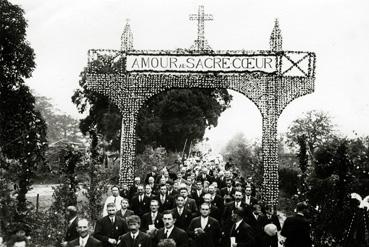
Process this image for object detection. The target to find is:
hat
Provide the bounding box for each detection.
[264,223,278,236]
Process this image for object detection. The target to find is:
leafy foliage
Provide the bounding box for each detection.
[221,133,263,185]
[0,0,47,217]
[34,96,83,145]
[286,110,335,152]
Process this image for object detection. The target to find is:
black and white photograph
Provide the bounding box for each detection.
[1,0,369,246]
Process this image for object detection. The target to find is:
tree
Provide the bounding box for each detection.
[72,56,232,153]
[286,110,335,153]
[0,1,47,217]
[35,96,83,144]
[221,132,263,185]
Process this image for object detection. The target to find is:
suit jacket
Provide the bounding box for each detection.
[156,194,174,212]
[184,198,198,217]
[155,226,189,247]
[230,220,256,247]
[187,216,221,247]
[173,207,193,231]
[220,187,235,198]
[67,236,102,247]
[65,217,79,241]
[118,231,152,247]
[222,201,247,237]
[208,205,221,223]
[94,216,129,247]
[259,215,279,247]
[281,214,312,247]
[141,212,164,231]
[130,195,151,217]
[190,190,204,208]
[116,209,134,221]
[210,194,224,213]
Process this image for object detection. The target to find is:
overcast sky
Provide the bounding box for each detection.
[11,0,369,153]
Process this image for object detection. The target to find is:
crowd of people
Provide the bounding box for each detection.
[61,158,311,247]
[2,157,311,247]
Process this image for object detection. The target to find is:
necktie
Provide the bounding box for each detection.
[139,196,142,202]
[111,217,115,224]
[132,234,136,247]
[165,229,169,238]
[114,197,117,204]
[178,208,182,216]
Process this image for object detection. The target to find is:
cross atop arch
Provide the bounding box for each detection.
[189,5,213,51]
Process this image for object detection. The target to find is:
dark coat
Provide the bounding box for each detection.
[183,198,198,217]
[156,194,174,212]
[230,220,256,247]
[259,215,281,247]
[141,212,164,231]
[67,236,102,247]
[187,216,221,247]
[210,194,224,213]
[130,195,151,217]
[222,201,247,237]
[65,217,79,242]
[208,204,221,223]
[94,216,129,247]
[155,226,189,247]
[190,190,204,208]
[173,207,193,231]
[220,187,235,198]
[116,209,134,221]
[281,214,312,247]
[118,231,152,247]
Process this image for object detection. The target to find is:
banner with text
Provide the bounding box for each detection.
[126,55,277,73]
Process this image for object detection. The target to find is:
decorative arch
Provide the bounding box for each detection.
[84,9,316,206]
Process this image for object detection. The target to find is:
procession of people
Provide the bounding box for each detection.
[61,157,311,247]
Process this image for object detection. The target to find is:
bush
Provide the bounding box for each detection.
[279,167,299,197]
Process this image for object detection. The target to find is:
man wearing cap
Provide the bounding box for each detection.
[65,205,79,242]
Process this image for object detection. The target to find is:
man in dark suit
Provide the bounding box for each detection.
[208,185,224,214]
[188,203,221,247]
[141,199,164,234]
[243,187,257,209]
[222,190,246,246]
[259,205,281,247]
[145,166,158,184]
[130,184,151,217]
[230,207,256,247]
[65,206,79,242]
[94,203,129,247]
[129,177,142,199]
[191,181,204,209]
[155,210,189,247]
[220,179,235,203]
[281,202,312,247]
[67,218,102,247]
[173,195,193,231]
[244,204,264,246]
[118,215,152,247]
[197,168,213,183]
[202,193,221,222]
[156,184,174,212]
[116,198,134,221]
[179,187,198,217]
